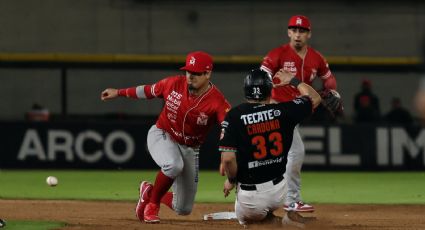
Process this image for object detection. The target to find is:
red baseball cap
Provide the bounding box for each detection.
[288,15,311,31]
[180,51,213,73]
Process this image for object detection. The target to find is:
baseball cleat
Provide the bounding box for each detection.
[284,201,315,212]
[135,181,153,222]
[144,202,160,223]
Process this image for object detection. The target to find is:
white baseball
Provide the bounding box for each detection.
[46,176,58,186]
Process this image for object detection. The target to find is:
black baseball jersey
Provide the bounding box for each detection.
[219,96,313,184]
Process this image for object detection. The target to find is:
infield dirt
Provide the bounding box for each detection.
[0,200,424,230]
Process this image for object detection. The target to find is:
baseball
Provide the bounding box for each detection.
[46,176,58,186]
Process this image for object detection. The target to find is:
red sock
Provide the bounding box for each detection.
[161,192,174,210]
[150,171,174,205]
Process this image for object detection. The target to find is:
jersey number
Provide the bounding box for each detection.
[251,132,283,159]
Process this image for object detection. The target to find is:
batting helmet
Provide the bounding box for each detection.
[244,69,273,101]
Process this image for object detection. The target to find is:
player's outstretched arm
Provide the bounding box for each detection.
[101,88,118,101]
[297,83,321,109]
[101,86,145,101]
[272,69,321,108]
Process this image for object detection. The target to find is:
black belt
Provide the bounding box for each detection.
[239,175,284,191]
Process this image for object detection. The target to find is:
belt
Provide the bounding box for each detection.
[239,175,284,191]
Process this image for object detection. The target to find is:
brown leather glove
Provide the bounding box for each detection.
[320,89,343,115]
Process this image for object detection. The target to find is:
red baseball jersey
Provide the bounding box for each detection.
[261,44,335,102]
[143,76,231,147]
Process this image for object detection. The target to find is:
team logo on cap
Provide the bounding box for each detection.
[189,56,196,66]
[296,18,302,25]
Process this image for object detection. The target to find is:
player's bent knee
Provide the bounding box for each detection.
[162,162,184,178]
[290,164,302,174]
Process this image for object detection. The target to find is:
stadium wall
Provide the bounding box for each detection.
[1,121,424,170]
[0,68,423,121]
[0,0,423,57]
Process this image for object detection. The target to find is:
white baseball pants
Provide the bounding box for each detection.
[284,125,305,204]
[235,176,287,225]
[147,125,199,215]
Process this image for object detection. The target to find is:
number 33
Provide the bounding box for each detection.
[251,131,283,159]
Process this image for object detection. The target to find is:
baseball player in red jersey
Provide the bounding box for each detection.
[219,69,321,226]
[260,15,338,212]
[101,51,231,224]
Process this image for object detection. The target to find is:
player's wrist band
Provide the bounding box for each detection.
[117,87,138,98]
[117,89,126,96]
[289,77,301,87]
[228,177,237,184]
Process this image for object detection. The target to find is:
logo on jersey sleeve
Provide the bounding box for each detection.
[293,98,303,104]
[293,97,310,105]
[221,120,229,128]
[310,68,317,81]
[219,128,225,140]
[220,121,229,140]
[197,112,209,125]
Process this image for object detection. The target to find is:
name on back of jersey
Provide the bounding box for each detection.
[240,109,282,135]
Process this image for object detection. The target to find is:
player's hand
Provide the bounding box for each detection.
[272,69,295,87]
[101,88,118,101]
[223,179,235,197]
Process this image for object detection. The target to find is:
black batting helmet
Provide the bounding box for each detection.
[244,69,273,101]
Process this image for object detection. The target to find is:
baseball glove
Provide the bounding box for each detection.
[320,89,343,115]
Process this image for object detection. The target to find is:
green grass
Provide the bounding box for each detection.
[301,172,425,204]
[0,170,424,204]
[1,170,424,230]
[0,220,64,230]
[0,170,156,201]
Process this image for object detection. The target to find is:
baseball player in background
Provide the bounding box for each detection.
[219,68,321,225]
[260,15,338,212]
[101,51,231,224]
